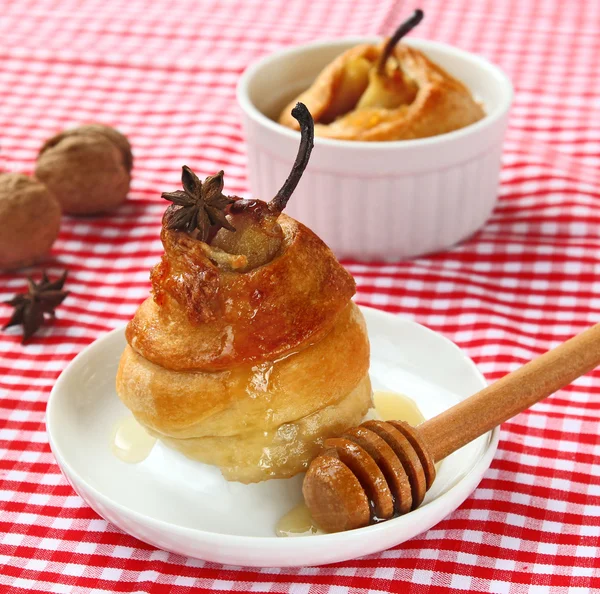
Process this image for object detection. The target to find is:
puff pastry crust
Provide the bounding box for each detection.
[116,214,371,482]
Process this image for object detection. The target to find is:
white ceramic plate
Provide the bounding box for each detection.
[46,306,498,567]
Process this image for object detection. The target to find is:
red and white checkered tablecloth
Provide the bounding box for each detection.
[1,0,599,591]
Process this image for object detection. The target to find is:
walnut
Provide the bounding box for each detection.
[35,124,133,215]
[0,173,61,270]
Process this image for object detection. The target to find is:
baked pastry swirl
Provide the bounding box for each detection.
[116,104,372,483]
[279,10,484,141]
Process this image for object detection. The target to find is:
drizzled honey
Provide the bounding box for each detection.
[372,391,425,425]
[275,503,323,537]
[111,415,156,464]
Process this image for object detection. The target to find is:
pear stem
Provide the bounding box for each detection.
[269,102,314,214]
[377,9,424,76]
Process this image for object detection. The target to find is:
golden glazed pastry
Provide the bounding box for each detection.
[116,104,372,483]
[279,10,484,141]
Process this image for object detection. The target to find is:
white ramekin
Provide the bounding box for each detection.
[237,38,513,261]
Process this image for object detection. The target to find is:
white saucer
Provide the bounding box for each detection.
[46,306,498,567]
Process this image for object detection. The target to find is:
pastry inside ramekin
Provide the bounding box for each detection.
[279,10,484,141]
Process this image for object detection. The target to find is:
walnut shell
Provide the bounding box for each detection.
[35,124,133,215]
[0,173,61,270]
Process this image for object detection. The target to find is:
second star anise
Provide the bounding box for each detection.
[2,270,69,343]
[161,166,236,242]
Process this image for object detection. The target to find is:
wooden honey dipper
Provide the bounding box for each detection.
[303,323,600,532]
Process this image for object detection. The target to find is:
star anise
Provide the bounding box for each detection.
[2,271,69,343]
[161,166,236,242]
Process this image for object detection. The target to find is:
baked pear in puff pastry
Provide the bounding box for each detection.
[279,10,484,141]
[116,104,372,483]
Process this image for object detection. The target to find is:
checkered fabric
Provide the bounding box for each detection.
[1,0,599,591]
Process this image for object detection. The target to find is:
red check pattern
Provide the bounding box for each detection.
[1,0,599,591]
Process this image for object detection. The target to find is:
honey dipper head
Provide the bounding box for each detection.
[303,420,436,533]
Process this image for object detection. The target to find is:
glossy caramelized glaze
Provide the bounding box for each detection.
[126,215,355,372]
[121,303,368,435]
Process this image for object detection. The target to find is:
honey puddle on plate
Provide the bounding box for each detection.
[276,390,424,537]
[275,502,325,537]
[372,390,425,425]
[111,415,157,463]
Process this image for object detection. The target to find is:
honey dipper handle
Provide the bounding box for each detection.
[419,323,600,462]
